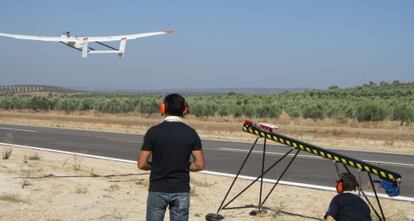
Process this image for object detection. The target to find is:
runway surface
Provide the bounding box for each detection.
[1,123,413,198]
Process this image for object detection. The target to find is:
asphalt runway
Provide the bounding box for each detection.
[1,123,413,198]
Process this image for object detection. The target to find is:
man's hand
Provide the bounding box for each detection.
[190,150,206,172]
[325,215,334,221]
[137,150,152,171]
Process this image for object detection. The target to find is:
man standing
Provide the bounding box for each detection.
[138,93,206,221]
[325,173,372,221]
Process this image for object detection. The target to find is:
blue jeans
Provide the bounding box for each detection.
[146,191,190,221]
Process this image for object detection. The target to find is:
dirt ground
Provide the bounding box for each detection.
[0,145,413,221]
[0,111,414,154]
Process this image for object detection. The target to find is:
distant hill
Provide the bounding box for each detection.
[0,85,79,96]
[82,87,308,95]
[0,85,308,96]
[151,88,308,95]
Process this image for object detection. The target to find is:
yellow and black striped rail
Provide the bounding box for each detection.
[242,122,401,183]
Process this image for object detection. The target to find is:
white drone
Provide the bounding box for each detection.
[0,30,174,58]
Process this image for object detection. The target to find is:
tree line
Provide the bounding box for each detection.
[0,81,413,125]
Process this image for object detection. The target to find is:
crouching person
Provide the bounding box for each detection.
[138,93,206,221]
[325,173,372,221]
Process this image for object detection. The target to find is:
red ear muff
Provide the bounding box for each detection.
[160,101,188,116]
[160,102,166,115]
[336,181,344,193]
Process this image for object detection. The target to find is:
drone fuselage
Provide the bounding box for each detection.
[59,36,84,52]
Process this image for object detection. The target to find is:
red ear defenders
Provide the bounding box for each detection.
[160,102,189,116]
[160,102,166,115]
[336,179,344,193]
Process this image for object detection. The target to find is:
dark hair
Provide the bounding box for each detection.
[339,173,357,191]
[164,93,186,116]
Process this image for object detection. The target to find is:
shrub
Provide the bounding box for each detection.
[302,103,325,120]
[28,153,40,161]
[2,147,12,160]
[356,102,387,122]
[392,103,414,125]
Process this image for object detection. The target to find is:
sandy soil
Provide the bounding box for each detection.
[0,145,413,221]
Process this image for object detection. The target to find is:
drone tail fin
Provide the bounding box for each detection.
[118,38,127,57]
[82,38,89,58]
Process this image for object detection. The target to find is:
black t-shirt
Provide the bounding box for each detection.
[325,192,372,221]
[141,121,202,193]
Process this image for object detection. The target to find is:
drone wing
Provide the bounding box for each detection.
[0,33,75,42]
[84,30,174,42]
[0,30,174,58]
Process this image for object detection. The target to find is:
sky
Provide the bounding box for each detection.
[0,1,413,90]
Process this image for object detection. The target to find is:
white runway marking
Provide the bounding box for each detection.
[105,138,138,143]
[0,142,413,203]
[363,160,414,168]
[216,147,321,160]
[0,127,37,133]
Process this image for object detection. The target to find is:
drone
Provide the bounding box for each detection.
[0,30,174,58]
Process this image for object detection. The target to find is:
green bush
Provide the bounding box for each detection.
[302,103,325,120]
[392,103,414,125]
[356,102,387,122]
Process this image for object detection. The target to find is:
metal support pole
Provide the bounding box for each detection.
[358,171,363,197]
[359,187,383,221]
[221,148,295,210]
[260,149,300,207]
[334,162,340,176]
[258,138,267,213]
[215,137,259,214]
[368,173,386,221]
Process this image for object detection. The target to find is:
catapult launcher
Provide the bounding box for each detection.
[206,120,401,221]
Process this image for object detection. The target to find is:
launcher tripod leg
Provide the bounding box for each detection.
[254,138,267,215]
[249,138,275,216]
[220,148,295,211]
[206,137,259,221]
[368,173,386,221]
[207,138,299,220]
[258,148,300,208]
[358,171,363,197]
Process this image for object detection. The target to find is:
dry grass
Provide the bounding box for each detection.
[191,178,215,187]
[190,186,199,197]
[72,155,82,171]
[27,153,41,161]
[0,194,28,204]
[2,147,13,160]
[75,186,88,194]
[108,184,120,192]
[21,180,31,189]
[1,133,14,160]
